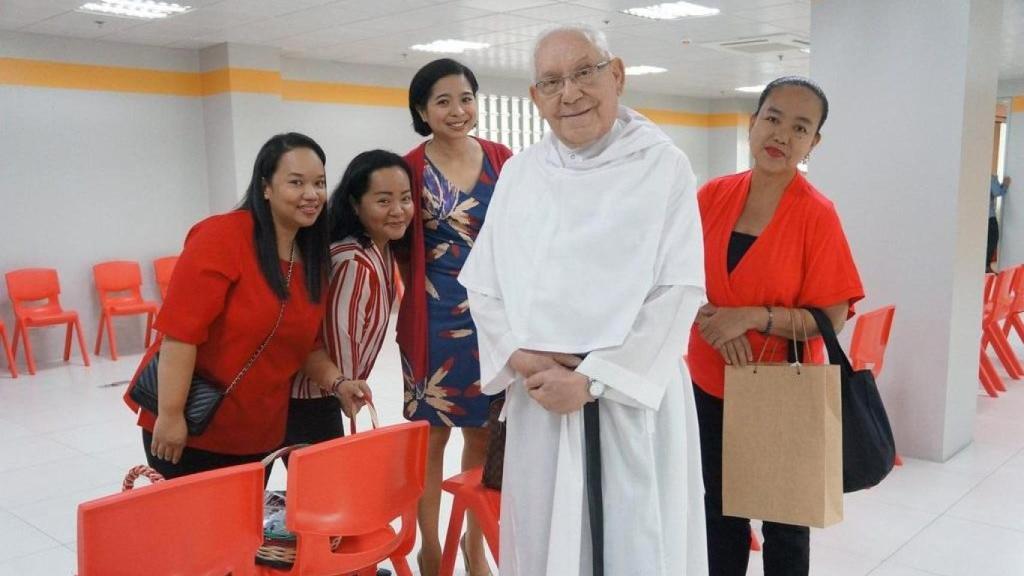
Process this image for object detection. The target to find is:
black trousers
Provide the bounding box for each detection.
[693,384,810,576]
[142,429,270,482]
[987,216,1000,271]
[279,396,344,467]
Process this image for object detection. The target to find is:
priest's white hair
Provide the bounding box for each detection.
[532,25,613,79]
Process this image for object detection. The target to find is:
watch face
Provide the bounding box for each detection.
[589,379,605,398]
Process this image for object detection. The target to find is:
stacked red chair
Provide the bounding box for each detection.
[5,268,90,375]
[1003,265,1024,347]
[93,260,159,360]
[981,269,1023,397]
[0,319,16,378]
[77,462,265,576]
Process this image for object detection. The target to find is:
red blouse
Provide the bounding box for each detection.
[127,211,325,454]
[688,171,865,399]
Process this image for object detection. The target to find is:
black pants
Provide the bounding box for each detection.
[279,396,344,467]
[987,216,1000,271]
[142,429,271,482]
[693,384,810,576]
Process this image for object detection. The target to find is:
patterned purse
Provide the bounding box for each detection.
[129,244,294,436]
[480,396,506,490]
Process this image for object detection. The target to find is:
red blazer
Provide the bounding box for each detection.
[397,137,513,382]
[687,171,865,399]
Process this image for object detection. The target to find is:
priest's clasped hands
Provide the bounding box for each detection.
[510,349,592,414]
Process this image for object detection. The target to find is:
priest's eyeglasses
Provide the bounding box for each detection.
[534,60,612,97]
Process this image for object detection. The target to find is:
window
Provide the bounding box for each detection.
[472,93,548,153]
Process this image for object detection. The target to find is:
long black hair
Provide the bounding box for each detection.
[408,58,479,136]
[755,76,829,134]
[238,132,328,303]
[329,149,413,248]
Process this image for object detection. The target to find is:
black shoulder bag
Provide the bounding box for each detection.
[807,307,896,492]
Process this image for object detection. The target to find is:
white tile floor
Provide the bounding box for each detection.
[1,325,1023,576]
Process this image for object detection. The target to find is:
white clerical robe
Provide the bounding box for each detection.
[459,106,708,576]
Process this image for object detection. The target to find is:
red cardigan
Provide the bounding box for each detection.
[687,171,865,399]
[397,137,513,382]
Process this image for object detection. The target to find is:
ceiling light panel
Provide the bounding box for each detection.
[622,2,720,21]
[77,1,193,20]
[410,39,491,54]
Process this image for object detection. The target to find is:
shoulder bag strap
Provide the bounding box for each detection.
[806,307,855,377]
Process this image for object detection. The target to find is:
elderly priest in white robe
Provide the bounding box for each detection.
[458,25,708,576]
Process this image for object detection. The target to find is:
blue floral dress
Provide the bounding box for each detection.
[402,155,498,427]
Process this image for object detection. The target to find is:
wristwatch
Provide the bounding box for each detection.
[587,376,606,400]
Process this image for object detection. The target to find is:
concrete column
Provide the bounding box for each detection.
[199,43,283,213]
[810,0,1004,461]
[1001,96,1024,268]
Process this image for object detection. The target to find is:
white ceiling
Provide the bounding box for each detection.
[0,0,1020,99]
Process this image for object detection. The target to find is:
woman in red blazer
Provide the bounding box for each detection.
[397,58,511,576]
[689,77,864,576]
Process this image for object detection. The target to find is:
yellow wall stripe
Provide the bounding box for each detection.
[1013,96,1024,113]
[282,79,406,107]
[201,68,281,96]
[0,57,201,96]
[637,108,748,128]
[0,57,750,126]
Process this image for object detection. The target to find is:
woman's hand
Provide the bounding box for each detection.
[151,412,188,464]
[524,366,591,414]
[716,335,754,367]
[509,349,580,378]
[335,379,372,418]
[696,305,761,348]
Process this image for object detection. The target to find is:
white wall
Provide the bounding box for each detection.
[0,31,746,373]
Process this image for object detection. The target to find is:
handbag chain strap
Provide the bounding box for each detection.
[224,241,296,395]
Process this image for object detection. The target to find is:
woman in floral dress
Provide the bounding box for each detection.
[397,58,512,576]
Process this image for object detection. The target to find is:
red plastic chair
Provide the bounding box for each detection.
[983,269,1023,380]
[980,273,1004,397]
[0,319,16,378]
[92,261,159,360]
[1003,265,1024,345]
[849,305,901,464]
[77,462,265,576]
[439,467,501,576]
[5,268,90,375]
[259,421,429,576]
[153,255,178,301]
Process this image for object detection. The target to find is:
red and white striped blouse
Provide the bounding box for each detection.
[291,236,396,399]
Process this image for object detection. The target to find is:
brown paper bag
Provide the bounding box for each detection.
[722,360,843,528]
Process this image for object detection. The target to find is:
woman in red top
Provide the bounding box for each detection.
[397,58,511,576]
[687,77,864,576]
[130,132,369,479]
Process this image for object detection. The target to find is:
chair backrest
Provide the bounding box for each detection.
[77,463,264,576]
[989,269,1017,322]
[5,268,62,313]
[1009,265,1024,314]
[849,305,896,378]
[153,256,178,300]
[287,421,429,536]
[93,261,144,302]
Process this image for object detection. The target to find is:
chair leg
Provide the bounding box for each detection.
[439,497,469,576]
[980,352,1003,396]
[106,315,118,361]
[987,324,1023,379]
[11,323,19,357]
[74,319,91,367]
[0,327,16,378]
[894,453,903,466]
[64,323,73,362]
[750,526,762,552]
[1011,315,1024,342]
[94,312,105,356]
[21,326,37,375]
[390,553,414,576]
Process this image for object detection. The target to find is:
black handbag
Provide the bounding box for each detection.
[129,243,295,436]
[807,307,897,492]
[481,396,505,490]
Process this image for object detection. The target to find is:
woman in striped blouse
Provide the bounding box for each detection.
[288,150,415,444]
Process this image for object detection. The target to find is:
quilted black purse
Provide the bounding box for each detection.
[129,244,295,436]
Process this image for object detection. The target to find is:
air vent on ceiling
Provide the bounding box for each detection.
[703,34,810,55]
